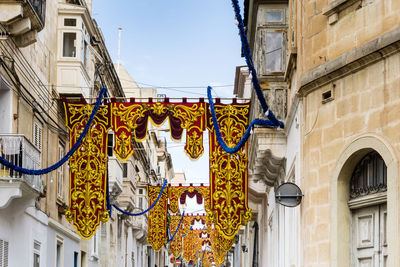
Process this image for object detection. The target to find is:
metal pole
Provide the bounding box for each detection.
[117,27,122,75]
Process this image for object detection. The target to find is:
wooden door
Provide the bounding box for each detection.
[351,204,387,267]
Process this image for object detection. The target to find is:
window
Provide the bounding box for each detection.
[266,11,283,23]
[57,143,65,199]
[257,5,288,75]
[107,133,113,157]
[139,197,143,210]
[81,24,90,72]
[350,151,387,199]
[55,238,63,267]
[33,120,42,151]
[139,189,143,195]
[266,32,284,72]
[64,18,76,27]
[91,225,100,259]
[63,32,77,57]
[0,239,9,267]
[122,163,128,178]
[33,241,40,267]
[73,252,78,267]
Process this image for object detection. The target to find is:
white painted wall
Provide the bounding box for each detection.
[0,88,12,134]
[0,198,47,267]
[46,225,80,267]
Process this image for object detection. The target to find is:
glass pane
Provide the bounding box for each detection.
[266,11,283,23]
[266,32,283,72]
[64,18,76,27]
[34,253,40,267]
[56,244,61,267]
[63,32,76,57]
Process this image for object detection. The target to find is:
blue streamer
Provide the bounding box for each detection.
[208,86,276,154]
[0,87,107,175]
[231,0,284,129]
[168,211,185,243]
[112,179,167,216]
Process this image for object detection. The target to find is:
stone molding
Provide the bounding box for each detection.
[299,27,400,97]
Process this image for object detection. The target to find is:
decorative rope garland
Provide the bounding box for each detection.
[112,179,168,216]
[207,86,276,154]
[231,0,284,129]
[0,87,107,175]
[167,210,185,243]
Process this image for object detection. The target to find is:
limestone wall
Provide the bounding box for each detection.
[301,49,400,266]
[299,0,400,76]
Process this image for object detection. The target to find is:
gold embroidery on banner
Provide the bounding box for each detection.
[147,185,168,251]
[208,103,252,241]
[168,215,184,258]
[64,103,110,240]
[111,102,206,160]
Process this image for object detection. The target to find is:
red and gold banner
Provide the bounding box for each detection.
[63,101,110,239]
[63,98,252,246]
[207,102,252,240]
[111,101,206,161]
[168,184,210,214]
[147,184,168,251]
[168,215,184,258]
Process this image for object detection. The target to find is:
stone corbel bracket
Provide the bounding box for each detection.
[252,149,286,187]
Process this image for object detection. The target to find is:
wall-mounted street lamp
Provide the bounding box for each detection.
[275,182,303,207]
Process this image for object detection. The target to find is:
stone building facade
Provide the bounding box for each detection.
[235,0,400,266]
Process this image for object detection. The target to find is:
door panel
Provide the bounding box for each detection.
[351,204,387,267]
[352,206,379,267]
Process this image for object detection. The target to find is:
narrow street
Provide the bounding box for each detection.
[0,1,399,267]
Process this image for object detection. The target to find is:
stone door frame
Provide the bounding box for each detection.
[330,133,400,267]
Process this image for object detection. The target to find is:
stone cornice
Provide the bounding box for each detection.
[298,27,400,97]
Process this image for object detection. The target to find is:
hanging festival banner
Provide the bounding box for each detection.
[168,184,211,217]
[210,228,227,266]
[111,100,206,161]
[207,101,252,241]
[63,101,110,239]
[168,215,184,258]
[147,184,168,251]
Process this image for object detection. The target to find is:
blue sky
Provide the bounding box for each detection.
[93,0,246,181]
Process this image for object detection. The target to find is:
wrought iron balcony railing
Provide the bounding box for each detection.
[0,134,43,193]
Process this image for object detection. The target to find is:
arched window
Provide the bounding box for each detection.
[349,151,387,199]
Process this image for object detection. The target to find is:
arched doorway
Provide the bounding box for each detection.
[330,134,400,267]
[348,151,387,266]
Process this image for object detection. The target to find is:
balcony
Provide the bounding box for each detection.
[0,0,46,47]
[108,158,123,201]
[133,213,148,241]
[0,134,43,208]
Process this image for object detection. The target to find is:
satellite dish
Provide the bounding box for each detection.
[275,182,303,207]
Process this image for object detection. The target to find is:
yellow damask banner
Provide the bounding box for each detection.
[147,184,168,251]
[63,102,110,239]
[207,102,252,240]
